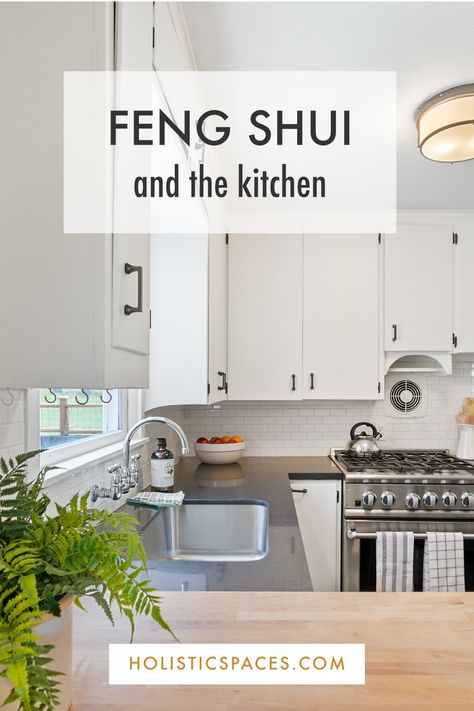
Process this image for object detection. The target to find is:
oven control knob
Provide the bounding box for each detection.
[381,491,396,508]
[422,491,438,508]
[461,492,474,509]
[405,493,421,510]
[441,492,457,508]
[362,491,377,508]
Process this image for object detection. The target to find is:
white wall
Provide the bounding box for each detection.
[0,390,25,460]
[182,356,474,456]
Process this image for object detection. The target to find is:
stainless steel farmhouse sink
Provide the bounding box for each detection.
[141,500,269,562]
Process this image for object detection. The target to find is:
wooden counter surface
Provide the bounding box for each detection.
[71,592,474,710]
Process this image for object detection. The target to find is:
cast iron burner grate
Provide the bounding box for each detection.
[335,450,474,475]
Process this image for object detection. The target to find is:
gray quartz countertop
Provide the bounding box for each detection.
[121,456,340,592]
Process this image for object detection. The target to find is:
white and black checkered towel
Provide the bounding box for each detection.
[423,532,465,592]
[376,531,414,592]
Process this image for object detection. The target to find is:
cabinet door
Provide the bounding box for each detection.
[454,230,474,353]
[145,231,209,409]
[208,234,228,404]
[385,225,453,351]
[112,235,150,355]
[303,234,381,399]
[116,2,153,70]
[291,480,341,592]
[228,234,303,400]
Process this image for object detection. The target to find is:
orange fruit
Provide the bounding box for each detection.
[221,436,231,444]
[229,435,243,443]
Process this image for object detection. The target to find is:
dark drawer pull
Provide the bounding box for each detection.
[217,371,227,392]
[291,374,296,391]
[291,488,308,494]
[392,324,398,342]
[124,262,143,316]
[310,373,315,390]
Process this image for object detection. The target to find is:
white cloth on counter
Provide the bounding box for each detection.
[126,490,185,508]
[422,532,465,592]
[376,531,414,592]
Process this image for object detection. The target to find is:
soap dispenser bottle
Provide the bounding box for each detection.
[151,437,174,492]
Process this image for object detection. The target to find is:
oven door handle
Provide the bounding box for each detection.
[346,526,474,540]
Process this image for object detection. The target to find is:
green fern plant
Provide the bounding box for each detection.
[0,451,173,710]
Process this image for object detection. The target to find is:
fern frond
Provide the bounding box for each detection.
[0,450,174,710]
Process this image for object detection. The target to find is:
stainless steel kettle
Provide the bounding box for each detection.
[348,422,382,458]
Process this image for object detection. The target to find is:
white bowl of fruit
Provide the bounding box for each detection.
[193,436,245,464]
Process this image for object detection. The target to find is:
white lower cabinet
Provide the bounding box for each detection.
[291,479,341,592]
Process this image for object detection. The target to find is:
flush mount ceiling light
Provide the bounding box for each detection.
[416,84,474,163]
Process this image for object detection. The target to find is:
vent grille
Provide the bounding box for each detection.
[389,379,422,413]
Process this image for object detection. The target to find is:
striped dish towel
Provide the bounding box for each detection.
[423,532,465,592]
[376,532,414,592]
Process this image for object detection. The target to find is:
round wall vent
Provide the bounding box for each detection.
[384,376,428,419]
[390,380,422,413]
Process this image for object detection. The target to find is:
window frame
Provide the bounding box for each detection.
[26,389,143,468]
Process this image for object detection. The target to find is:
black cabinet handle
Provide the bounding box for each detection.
[392,324,398,342]
[291,374,296,391]
[124,263,143,316]
[291,488,308,494]
[310,373,315,390]
[217,371,227,393]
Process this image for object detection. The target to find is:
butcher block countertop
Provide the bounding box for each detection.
[72,592,474,711]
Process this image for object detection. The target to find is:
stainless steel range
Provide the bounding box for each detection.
[332,449,474,591]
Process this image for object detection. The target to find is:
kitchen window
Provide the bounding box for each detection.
[26,388,142,468]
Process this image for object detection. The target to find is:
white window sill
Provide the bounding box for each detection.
[43,437,149,486]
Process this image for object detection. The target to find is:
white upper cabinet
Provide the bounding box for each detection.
[146,231,208,409]
[208,235,229,404]
[0,3,152,389]
[454,229,474,353]
[303,234,382,399]
[384,225,454,352]
[228,234,381,401]
[112,235,150,357]
[145,227,228,410]
[228,234,303,401]
[154,2,196,71]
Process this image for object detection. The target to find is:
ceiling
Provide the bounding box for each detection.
[180,1,474,210]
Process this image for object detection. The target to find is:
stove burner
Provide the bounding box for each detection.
[335,450,474,475]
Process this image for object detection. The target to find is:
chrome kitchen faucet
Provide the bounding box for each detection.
[91,416,189,503]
